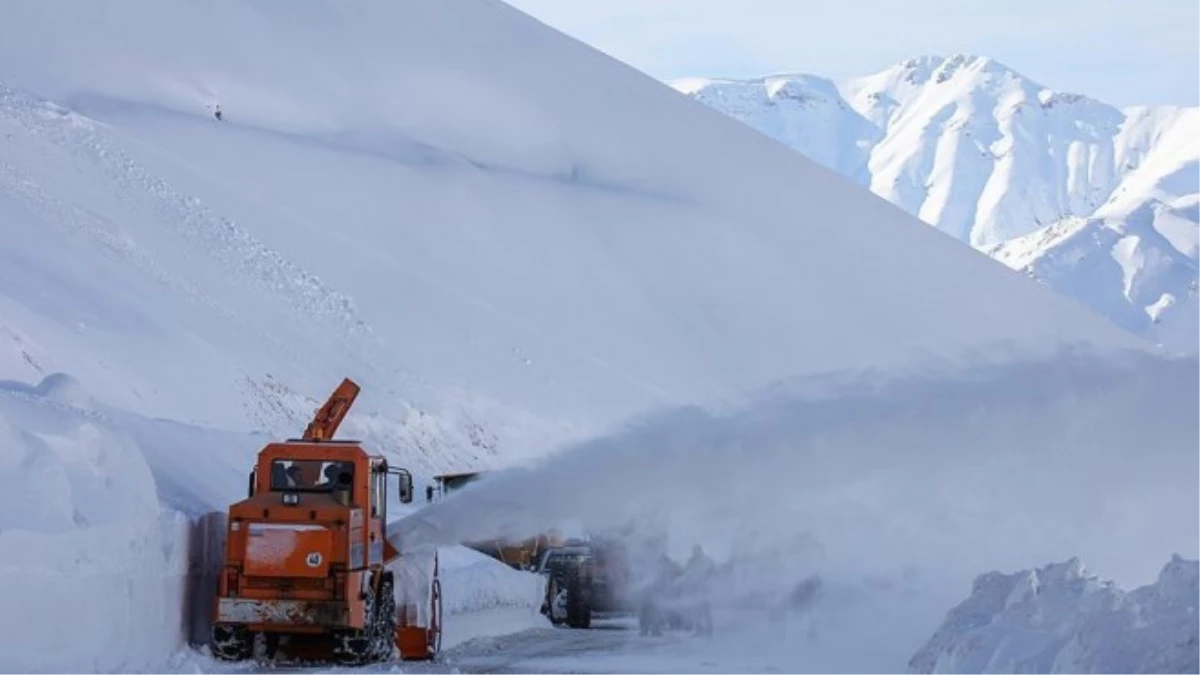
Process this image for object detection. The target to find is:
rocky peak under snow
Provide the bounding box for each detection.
[673,55,1199,353]
[677,53,1132,224]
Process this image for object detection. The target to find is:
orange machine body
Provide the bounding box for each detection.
[209,379,437,663]
[216,441,393,634]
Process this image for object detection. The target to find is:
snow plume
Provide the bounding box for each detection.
[391,347,1198,671]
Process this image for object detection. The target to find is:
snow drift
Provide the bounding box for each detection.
[910,555,1199,673]
[394,347,1198,671]
[437,545,546,615]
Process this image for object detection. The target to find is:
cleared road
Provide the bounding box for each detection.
[193,608,834,673]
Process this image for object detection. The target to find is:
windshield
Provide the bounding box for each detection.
[270,459,354,492]
[540,550,591,573]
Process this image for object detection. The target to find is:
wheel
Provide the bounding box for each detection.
[210,624,253,661]
[565,569,592,629]
[568,608,592,629]
[545,576,566,626]
[263,632,281,660]
[370,574,396,662]
[333,578,378,665]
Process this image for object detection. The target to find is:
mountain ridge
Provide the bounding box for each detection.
[672,54,1198,351]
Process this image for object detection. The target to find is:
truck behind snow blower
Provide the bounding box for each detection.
[206,378,442,665]
[427,471,637,630]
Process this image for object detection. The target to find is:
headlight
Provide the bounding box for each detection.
[282,492,299,506]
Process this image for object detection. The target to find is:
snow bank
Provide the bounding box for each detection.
[909,555,1199,673]
[392,348,1197,671]
[437,545,547,615]
[0,374,266,673]
[380,545,550,659]
[0,375,190,673]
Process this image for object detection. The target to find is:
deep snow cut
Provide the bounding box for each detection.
[0,0,1188,672]
[393,348,1198,671]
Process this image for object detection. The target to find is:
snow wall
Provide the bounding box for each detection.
[0,376,191,673]
[0,374,546,673]
[391,348,1198,671]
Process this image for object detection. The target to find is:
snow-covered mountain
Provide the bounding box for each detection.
[673,56,1199,352]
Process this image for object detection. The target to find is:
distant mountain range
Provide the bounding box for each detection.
[673,54,1198,352]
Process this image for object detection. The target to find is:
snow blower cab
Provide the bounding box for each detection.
[210,379,441,664]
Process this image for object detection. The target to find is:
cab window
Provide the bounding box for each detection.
[270,459,354,493]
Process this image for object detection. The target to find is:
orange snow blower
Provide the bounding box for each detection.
[208,378,441,664]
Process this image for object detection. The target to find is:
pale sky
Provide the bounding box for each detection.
[503,0,1199,107]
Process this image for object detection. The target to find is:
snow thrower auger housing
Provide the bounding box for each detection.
[209,378,441,664]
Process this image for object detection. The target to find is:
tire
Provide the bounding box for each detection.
[210,623,253,661]
[545,576,566,626]
[333,577,378,665]
[565,569,592,629]
[370,574,396,662]
[568,608,592,629]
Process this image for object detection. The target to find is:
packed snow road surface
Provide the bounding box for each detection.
[186,612,852,674]
[424,618,652,675]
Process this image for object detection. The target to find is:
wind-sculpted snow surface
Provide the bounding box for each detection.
[909,555,1199,673]
[391,348,1198,671]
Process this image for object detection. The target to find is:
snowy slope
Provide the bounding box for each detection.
[674,56,1199,352]
[909,555,1199,673]
[988,104,1199,351]
[0,6,1149,466]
